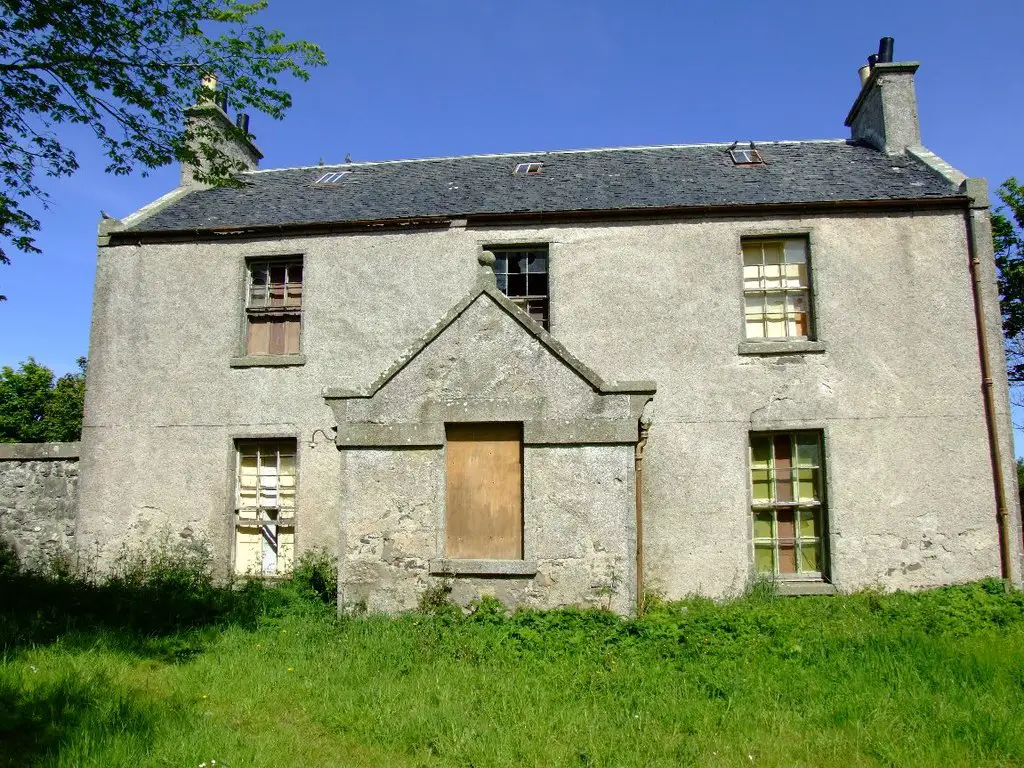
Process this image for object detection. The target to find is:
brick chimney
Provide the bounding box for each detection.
[845,38,921,155]
[180,75,263,186]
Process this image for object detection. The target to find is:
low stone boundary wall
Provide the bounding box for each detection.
[0,442,80,570]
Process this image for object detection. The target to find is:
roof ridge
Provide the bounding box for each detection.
[245,139,853,175]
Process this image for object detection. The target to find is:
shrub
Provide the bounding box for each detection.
[418,577,455,615]
[291,547,338,605]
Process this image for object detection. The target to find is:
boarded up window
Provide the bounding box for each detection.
[235,439,296,576]
[246,258,303,355]
[445,423,523,560]
[742,238,812,340]
[750,432,826,579]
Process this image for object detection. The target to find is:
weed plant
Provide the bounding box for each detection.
[1,542,1023,767]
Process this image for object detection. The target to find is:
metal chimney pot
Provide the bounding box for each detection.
[878,37,894,63]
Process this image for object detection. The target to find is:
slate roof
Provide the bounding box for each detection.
[125,140,960,233]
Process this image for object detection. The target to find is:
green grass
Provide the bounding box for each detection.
[2,550,1024,767]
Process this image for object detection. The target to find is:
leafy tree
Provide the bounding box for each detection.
[993,178,1024,385]
[0,0,326,298]
[0,356,86,442]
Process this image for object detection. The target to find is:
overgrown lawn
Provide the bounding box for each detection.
[2,552,1023,767]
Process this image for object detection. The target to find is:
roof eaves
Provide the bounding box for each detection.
[112,196,970,243]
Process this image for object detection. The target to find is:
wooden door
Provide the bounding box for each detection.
[445,423,523,560]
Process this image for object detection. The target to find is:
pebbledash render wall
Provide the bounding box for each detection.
[76,193,1024,610]
[0,442,79,570]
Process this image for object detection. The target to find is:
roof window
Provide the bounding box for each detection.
[313,171,351,184]
[513,162,544,175]
[729,142,764,165]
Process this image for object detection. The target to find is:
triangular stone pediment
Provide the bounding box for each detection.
[324,282,654,447]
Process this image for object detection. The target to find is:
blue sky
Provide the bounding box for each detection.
[2,0,1023,439]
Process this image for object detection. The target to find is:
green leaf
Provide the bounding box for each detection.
[0,0,326,290]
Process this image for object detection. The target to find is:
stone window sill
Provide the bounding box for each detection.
[775,580,836,596]
[230,354,307,368]
[429,558,538,577]
[737,340,827,356]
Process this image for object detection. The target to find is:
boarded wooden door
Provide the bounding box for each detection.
[445,423,523,560]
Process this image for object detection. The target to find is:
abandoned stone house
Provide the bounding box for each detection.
[64,39,1024,613]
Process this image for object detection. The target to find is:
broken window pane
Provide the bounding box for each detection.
[235,439,298,577]
[507,274,527,295]
[528,272,548,297]
[488,246,550,330]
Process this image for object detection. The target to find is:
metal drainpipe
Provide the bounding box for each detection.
[635,420,650,615]
[964,203,1014,583]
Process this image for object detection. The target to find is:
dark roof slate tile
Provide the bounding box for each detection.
[126,140,959,232]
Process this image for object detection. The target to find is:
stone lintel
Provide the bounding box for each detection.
[335,419,641,448]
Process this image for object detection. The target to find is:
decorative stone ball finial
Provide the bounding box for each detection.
[477,250,497,288]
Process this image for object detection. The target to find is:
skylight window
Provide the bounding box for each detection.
[313,171,351,184]
[513,162,544,175]
[728,143,764,165]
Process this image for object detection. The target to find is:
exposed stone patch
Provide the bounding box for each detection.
[0,444,80,570]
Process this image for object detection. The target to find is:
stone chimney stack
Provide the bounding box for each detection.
[180,75,263,186]
[844,37,921,155]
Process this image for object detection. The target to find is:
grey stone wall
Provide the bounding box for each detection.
[340,444,635,614]
[0,443,79,570]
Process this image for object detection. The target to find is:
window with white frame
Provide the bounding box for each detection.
[749,432,827,579]
[742,238,813,341]
[234,439,296,576]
